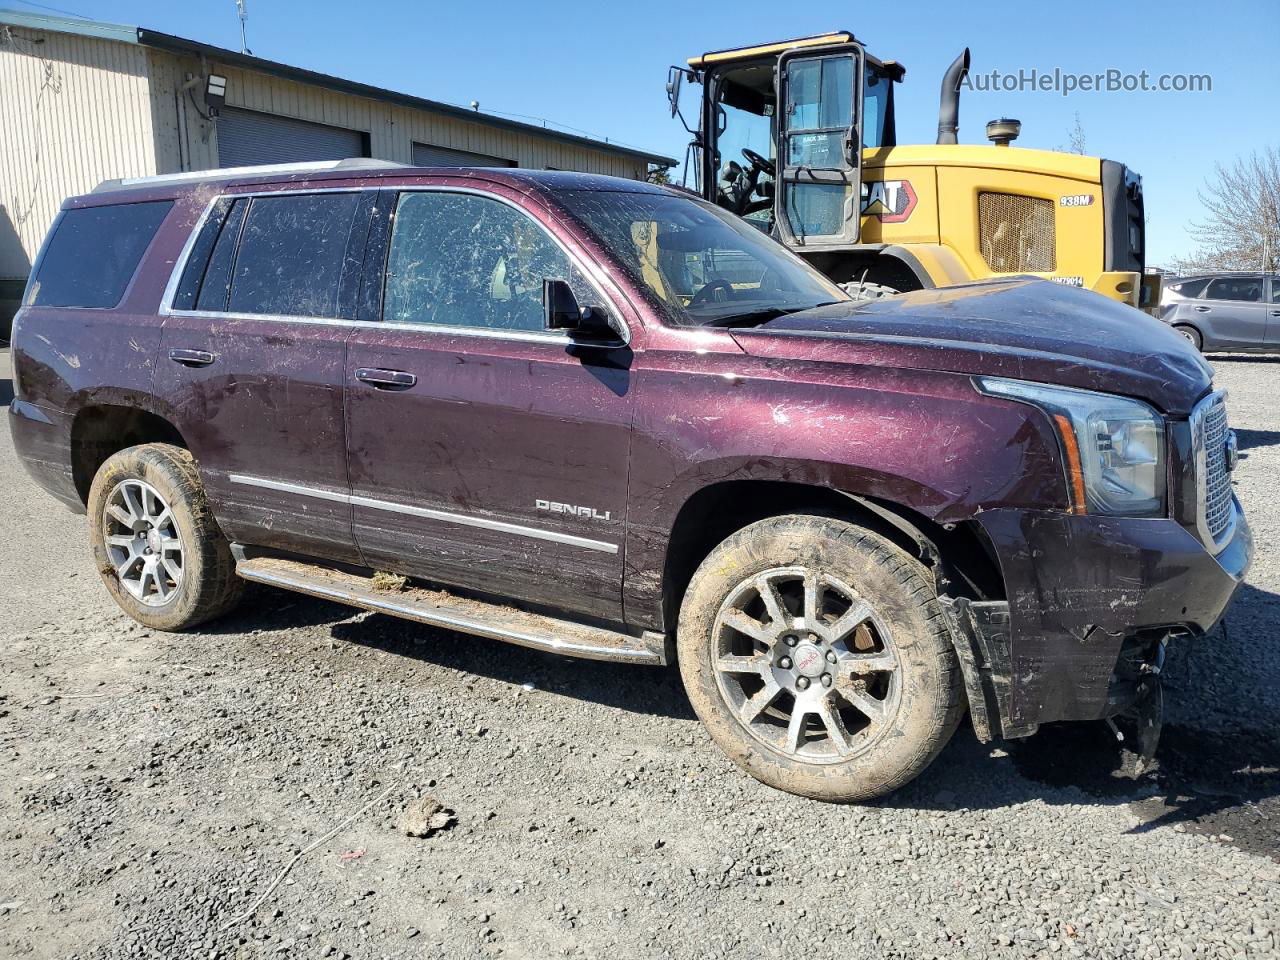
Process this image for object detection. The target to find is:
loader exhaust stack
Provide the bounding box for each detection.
[936,48,971,145]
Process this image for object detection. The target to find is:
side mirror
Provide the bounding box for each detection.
[544,278,581,330]
[543,279,620,341]
[666,66,683,119]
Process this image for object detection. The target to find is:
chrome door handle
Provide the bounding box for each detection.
[1194,306,1211,312]
[168,348,215,367]
[1271,310,1280,317]
[354,367,417,389]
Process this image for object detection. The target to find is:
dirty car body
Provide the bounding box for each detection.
[9,163,1252,795]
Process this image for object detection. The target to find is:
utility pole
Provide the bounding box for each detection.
[235,0,251,55]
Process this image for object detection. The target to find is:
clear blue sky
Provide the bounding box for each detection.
[13,0,1277,265]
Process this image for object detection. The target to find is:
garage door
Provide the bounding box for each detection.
[412,142,516,167]
[217,107,369,168]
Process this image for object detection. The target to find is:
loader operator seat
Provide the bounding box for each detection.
[717,149,775,220]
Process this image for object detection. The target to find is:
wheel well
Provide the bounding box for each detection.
[661,480,1004,631]
[70,405,187,503]
[802,252,926,292]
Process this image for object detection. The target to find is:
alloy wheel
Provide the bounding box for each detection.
[711,566,901,763]
[102,478,184,606]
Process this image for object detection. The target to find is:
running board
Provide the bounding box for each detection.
[234,555,668,665]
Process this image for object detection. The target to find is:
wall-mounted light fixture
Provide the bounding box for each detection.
[204,74,227,116]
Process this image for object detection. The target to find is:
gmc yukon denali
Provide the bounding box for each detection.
[9,161,1252,801]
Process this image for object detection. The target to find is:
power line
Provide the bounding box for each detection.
[5,0,94,19]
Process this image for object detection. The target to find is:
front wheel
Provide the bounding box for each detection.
[1173,324,1203,351]
[87,443,242,631]
[677,515,964,801]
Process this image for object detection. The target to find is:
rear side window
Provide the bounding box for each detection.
[28,200,173,308]
[1205,277,1262,303]
[226,193,360,318]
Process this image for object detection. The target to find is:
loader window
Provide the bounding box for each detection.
[711,63,778,229]
[863,66,890,148]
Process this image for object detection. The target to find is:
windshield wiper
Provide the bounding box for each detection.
[703,302,842,328]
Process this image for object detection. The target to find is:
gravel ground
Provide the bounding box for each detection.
[1,346,1276,960]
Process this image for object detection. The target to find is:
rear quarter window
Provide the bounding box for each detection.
[27,200,174,308]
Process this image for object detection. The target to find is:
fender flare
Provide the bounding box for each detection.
[878,244,974,290]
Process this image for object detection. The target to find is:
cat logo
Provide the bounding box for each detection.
[861,179,917,224]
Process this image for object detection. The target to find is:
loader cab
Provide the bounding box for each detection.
[675,33,900,251]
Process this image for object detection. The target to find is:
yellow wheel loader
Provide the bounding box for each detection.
[666,32,1158,310]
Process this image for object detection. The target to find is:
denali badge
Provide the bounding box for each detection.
[536,499,612,521]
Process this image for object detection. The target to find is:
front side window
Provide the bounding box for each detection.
[226,193,360,318]
[557,189,845,327]
[383,192,584,331]
[1205,277,1262,303]
[28,200,173,308]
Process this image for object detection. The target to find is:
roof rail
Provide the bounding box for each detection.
[92,158,408,194]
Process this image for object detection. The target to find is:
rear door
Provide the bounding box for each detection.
[155,188,372,562]
[344,186,636,621]
[1196,276,1266,349]
[775,45,864,248]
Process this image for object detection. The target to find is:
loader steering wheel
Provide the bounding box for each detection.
[690,277,735,305]
[741,148,775,177]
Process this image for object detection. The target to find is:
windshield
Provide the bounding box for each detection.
[557,190,847,326]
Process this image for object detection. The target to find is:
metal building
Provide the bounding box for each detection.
[0,10,674,333]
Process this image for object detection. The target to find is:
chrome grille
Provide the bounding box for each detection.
[1193,391,1234,545]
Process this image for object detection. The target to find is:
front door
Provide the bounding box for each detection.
[1266,276,1280,346]
[775,46,864,248]
[344,187,636,621]
[1197,275,1267,349]
[155,188,371,563]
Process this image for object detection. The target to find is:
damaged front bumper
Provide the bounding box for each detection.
[943,504,1251,739]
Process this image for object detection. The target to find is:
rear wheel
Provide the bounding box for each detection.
[87,443,242,631]
[677,514,964,801]
[1173,324,1202,351]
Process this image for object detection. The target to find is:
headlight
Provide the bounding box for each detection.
[976,377,1165,517]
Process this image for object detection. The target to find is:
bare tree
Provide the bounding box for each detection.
[646,164,672,185]
[1170,146,1280,274]
[1057,113,1086,155]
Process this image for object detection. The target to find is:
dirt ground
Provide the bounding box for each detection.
[1,346,1276,960]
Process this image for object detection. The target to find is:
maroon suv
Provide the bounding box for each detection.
[9,160,1251,801]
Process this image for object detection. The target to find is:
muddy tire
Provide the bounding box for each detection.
[87,443,242,631]
[677,514,963,801]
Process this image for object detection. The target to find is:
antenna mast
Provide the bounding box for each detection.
[235,0,251,55]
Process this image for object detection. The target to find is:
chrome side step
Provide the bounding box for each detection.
[235,555,667,665]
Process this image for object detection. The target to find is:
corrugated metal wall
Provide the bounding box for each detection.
[151,55,649,182]
[0,25,158,281]
[216,106,367,168]
[0,27,652,288]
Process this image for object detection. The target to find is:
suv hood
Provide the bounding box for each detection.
[731,278,1213,416]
